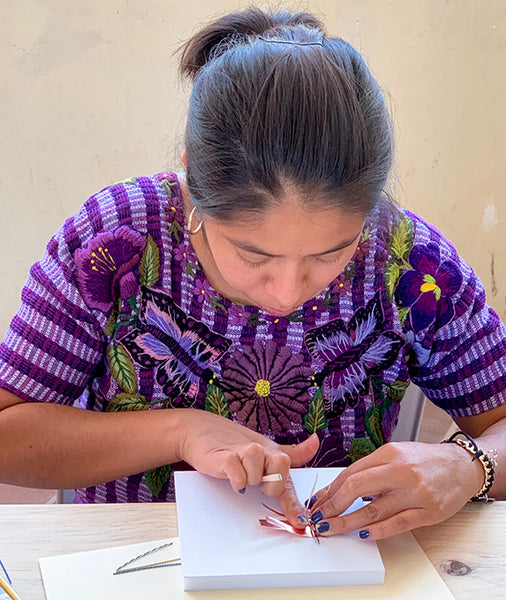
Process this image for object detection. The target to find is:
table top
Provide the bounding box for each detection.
[1,501,505,600]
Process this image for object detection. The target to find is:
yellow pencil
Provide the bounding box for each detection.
[0,572,23,600]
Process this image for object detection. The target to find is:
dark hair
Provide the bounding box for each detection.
[180,6,393,221]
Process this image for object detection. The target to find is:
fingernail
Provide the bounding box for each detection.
[311,510,323,524]
[305,495,318,509]
[317,521,330,534]
[297,514,308,525]
[359,529,370,539]
[239,488,246,495]
[362,496,374,502]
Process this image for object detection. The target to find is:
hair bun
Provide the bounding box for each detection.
[179,7,325,80]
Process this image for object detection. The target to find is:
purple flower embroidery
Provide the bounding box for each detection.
[173,245,189,268]
[221,340,312,434]
[268,316,289,335]
[75,226,146,312]
[193,278,213,304]
[394,242,463,333]
[330,273,351,297]
[303,301,325,320]
[305,293,404,416]
[230,307,251,327]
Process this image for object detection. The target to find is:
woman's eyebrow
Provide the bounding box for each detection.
[226,231,362,258]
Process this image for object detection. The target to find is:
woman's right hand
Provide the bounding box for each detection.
[176,408,319,525]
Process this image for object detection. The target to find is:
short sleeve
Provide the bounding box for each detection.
[401,214,506,418]
[0,219,107,405]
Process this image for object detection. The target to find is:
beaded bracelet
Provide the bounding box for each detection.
[442,431,498,502]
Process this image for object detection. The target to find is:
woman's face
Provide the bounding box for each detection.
[200,198,365,316]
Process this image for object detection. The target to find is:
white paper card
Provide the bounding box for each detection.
[175,467,385,590]
[38,533,455,600]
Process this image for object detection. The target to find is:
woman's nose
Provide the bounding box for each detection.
[264,264,306,309]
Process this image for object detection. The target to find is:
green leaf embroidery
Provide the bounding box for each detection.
[107,343,138,394]
[390,216,414,262]
[145,464,172,498]
[398,307,410,326]
[209,296,227,314]
[105,299,121,336]
[106,393,148,412]
[205,384,230,418]
[385,258,402,302]
[114,177,137,186]
[139,234,160,287]
[321,291,333,309]
[361,226,371,242]
[160,178,177,198]
[184,261,199,278]
[348,437,376,462]
[168,220,183,244]
[344,262,356,281]
[304,388,328,433]
[246,313,265,327]
[364,405,384,448]
[386,380,410,403]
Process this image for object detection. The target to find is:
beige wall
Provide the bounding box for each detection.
[1,0,505,339]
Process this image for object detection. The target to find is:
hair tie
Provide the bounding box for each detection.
[258,36,323,47]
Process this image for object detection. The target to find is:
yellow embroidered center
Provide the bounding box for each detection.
[274,318,279,324]
[420,274,441,300]
[255,379,271,397]
[91,246,116,274]
[201,289,206,295]
[312,305,318,311]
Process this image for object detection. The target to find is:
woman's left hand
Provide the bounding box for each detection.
[307,441,485,539]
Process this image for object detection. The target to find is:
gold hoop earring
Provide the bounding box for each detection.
[187,206,203,235]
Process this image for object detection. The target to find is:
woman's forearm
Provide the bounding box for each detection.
[0,401,185,489]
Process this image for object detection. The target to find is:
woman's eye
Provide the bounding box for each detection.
[313,253,342,264]
[238,254,268,268]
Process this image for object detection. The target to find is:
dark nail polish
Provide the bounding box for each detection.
[362,496,374,502]
[359,529,370,539]
[297,514,308,525]
[239,487,246,495]
[305,495,318,509]
[317,521,330,534]
[311,510,323,524]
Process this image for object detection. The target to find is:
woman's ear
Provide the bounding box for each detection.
[181,149,187,167]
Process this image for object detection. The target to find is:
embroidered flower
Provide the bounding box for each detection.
[305,293,404,416]
[330,272,352,297]
[394,242,463,333]
[120,287,232,404]
[75,226,146,313]
[267,316,289,335]
[193,278,213,304]
[303,301,325,320]
[221,340,312,434]
[173,245,189,268]
[229,307,251,327]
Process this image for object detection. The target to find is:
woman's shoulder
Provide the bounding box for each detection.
[48,172,184,260]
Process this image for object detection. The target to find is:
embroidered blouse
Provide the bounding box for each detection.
[0,172,505,502]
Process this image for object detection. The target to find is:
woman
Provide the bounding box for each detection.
[0,7,504,540]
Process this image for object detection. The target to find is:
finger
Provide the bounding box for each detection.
[241,443,267,487]
[354,507,433,540]
[308,443,404,509]
[280,433,320,467]
[260,451,290,496]
[222,453,248,494]
[310,464,393,516]
[277,476,309,530]
[310,495,401,537]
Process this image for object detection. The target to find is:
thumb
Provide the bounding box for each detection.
[280,433,319,467]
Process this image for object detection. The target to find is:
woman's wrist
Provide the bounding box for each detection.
[442,431,498,501]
